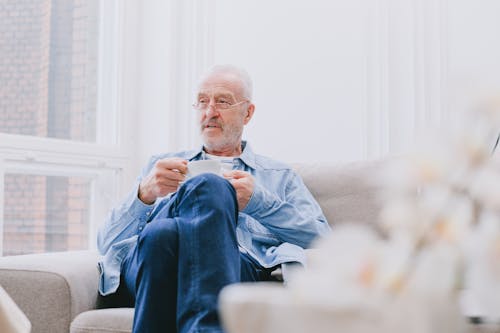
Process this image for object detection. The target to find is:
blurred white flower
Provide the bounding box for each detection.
[287,93,500,329]
[425,193,473,245]
[379,197,421,236]
[290,225,411,309]
[469,163,500,211]
[463,212,500,322]
[456,130,493,167]
[407,243,462,294]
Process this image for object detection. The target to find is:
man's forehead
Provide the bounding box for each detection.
[198,74,243,96]
[197,84,236,96]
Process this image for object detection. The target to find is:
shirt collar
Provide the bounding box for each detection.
[186,141,257,169]
[238,141,257,170]
[186,147,203,161]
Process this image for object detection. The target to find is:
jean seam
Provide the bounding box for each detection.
[191,187,201,315]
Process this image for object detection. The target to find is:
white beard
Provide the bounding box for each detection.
[202,126,243,154]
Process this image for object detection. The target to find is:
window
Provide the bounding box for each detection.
[3,174,91,255]
[0,0,99,142]
[0,0,127,256]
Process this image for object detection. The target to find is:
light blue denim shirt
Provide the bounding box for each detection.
[97,141,331,295]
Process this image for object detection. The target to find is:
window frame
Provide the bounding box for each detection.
[0,0,132,256]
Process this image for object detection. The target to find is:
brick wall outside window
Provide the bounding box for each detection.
[0,0,99,255]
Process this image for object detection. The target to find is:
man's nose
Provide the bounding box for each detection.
[204,102,219,117]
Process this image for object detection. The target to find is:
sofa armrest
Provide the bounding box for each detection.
[0,250,100,333]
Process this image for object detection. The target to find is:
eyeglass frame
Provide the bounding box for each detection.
[192,99,250,112]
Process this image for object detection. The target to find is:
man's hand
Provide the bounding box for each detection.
[138,158,188,204]
[224,170,254,211]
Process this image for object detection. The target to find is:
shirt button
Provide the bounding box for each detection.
[139,226,143,231]
[146,211,151,216]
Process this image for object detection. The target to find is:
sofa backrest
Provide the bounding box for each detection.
[293,159,388,228]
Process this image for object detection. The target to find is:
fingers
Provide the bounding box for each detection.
[224,170,250,179]
[228,172,254,211]
[156,158,188,175]
[154,158,188,184]
[156,168,186,182]
[138,158,188,204]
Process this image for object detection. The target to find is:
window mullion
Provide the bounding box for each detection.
[0,158,5,256]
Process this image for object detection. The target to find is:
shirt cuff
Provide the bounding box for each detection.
[126,184,155,221]
[243,182,275,216]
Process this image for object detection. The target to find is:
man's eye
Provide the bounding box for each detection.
[198,99,209,105]
[217,99,231,105]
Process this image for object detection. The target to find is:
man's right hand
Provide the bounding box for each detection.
[138,158,188,204]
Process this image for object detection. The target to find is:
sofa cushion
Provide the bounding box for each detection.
[70,308,134,333]
[293,159,388,227]
[0,250,100,333]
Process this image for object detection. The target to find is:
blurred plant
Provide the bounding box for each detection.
[289,97,500,330]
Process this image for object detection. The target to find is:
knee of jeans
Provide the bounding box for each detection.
[186,173,236,208]
[189,173,227,187]
[139,219,178,253]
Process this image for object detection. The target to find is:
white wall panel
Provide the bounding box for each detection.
[447,0,500,119]
[213,0,368,163]
[131,0,500,165]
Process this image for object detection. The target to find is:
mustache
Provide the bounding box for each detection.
[202,118,223,128]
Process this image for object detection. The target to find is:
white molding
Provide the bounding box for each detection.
[0,134,128,169]
[364,0,390,159]
[3,161,113,177]
[413,0,448,132]
[89,168,121,251]
[413,0,425,131]
[96,0,121,145]
[364,0,449,158]
[166,0,215,152]
[88,179,98,251]
[439,0,450,124]
[187,0,216,149]
[115,0,141,184]
[0,159,4,256]
[164,0,182,153]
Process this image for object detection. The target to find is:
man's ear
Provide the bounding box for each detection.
[243,104,255,125]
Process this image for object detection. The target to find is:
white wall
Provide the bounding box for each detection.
[447,0,500,116]
[127,0,500,173]
[213,0,369,163]
[126,0,215,179]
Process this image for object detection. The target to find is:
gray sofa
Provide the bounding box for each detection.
[0,160,392,333]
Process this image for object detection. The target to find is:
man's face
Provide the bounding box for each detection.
[196,74,254,154]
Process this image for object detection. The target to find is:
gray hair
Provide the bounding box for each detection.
[198,64,253,100]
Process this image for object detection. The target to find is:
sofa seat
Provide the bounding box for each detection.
[70,308,133,333]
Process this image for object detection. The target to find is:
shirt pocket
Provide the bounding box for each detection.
[243,216,280,244]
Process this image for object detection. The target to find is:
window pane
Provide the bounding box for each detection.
[0,0,99,142]
[3,174,91,255]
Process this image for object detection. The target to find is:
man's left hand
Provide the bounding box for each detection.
[224,170,254,211]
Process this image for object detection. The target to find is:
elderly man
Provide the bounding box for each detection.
[97,65,330,333]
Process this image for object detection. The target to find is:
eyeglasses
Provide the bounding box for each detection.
[192,99,249,111]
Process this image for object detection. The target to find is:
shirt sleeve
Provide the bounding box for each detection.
[97,157,157,255]
[242,170,331,248]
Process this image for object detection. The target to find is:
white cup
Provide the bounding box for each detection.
[187,160,222,178]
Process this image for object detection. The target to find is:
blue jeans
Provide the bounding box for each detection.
[119,174,275,333]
